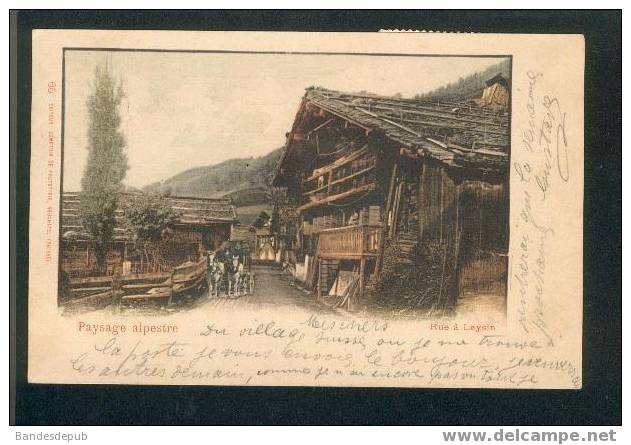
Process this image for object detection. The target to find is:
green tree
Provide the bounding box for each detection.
[126,193,178,243]
[79,63,128,273]
[125,193,178,271]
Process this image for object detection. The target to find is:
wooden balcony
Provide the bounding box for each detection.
[317,224,382,260]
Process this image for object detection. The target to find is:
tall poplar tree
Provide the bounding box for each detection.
[79,63,128,273]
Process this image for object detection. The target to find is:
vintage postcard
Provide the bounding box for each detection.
[28,30,584,388]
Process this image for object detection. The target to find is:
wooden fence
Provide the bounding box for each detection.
[170,257,208,297]
[62,257,209,311]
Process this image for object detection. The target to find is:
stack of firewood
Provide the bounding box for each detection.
[376,238,452,313]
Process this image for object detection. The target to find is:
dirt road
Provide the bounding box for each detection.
[197,265,333,313]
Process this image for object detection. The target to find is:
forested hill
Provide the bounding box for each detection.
[145,147,283,208]
[416,59,511,101]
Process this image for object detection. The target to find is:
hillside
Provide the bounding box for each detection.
[416,59,511,101]
[146,147,283,225]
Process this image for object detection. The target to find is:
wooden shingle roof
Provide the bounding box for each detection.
[274,87,510,185]
[61,192,237,242]
[304,87,509,154]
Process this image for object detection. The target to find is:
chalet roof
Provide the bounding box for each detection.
[274,87,510,184]
[61,192,237,242]
[166,195,237,225]
[485,73,509,87]
[305,87,509,152]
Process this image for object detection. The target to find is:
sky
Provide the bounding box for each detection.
[62,51,507,190]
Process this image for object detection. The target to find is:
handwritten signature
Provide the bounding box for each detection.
[516,71,570,201]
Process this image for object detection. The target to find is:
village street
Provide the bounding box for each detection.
[192,265,505,319]
[191,265,335,314]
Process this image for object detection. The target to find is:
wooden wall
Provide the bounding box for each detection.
[417,162,508,306]
[61,224,233,278]
[170,224,231,251]
[203,224,231,251]
[61,243,124,277]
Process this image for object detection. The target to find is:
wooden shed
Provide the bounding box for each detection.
[60,192,237,278]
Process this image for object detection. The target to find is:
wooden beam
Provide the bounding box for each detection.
[390,181,403,238]
[308,118,335,136]
[308,100,373,132]
[298,183,376,212]
[419,162,426,239]
[358,229,366,309]
[355,107,422,137]
[318,253,376,260]
[329,163,376,187]
[303,145,369,182]
[375,162,398,279]
[368,103,508,130]
[317,259,322,299]
[303,163,376,197]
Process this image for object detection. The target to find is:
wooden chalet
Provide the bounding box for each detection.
[230,224,257,254]
[272,86,510,311]
[230,212,278,262]
[478,73,510,109]
[60,192,237,277]
[250,212,277,262]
